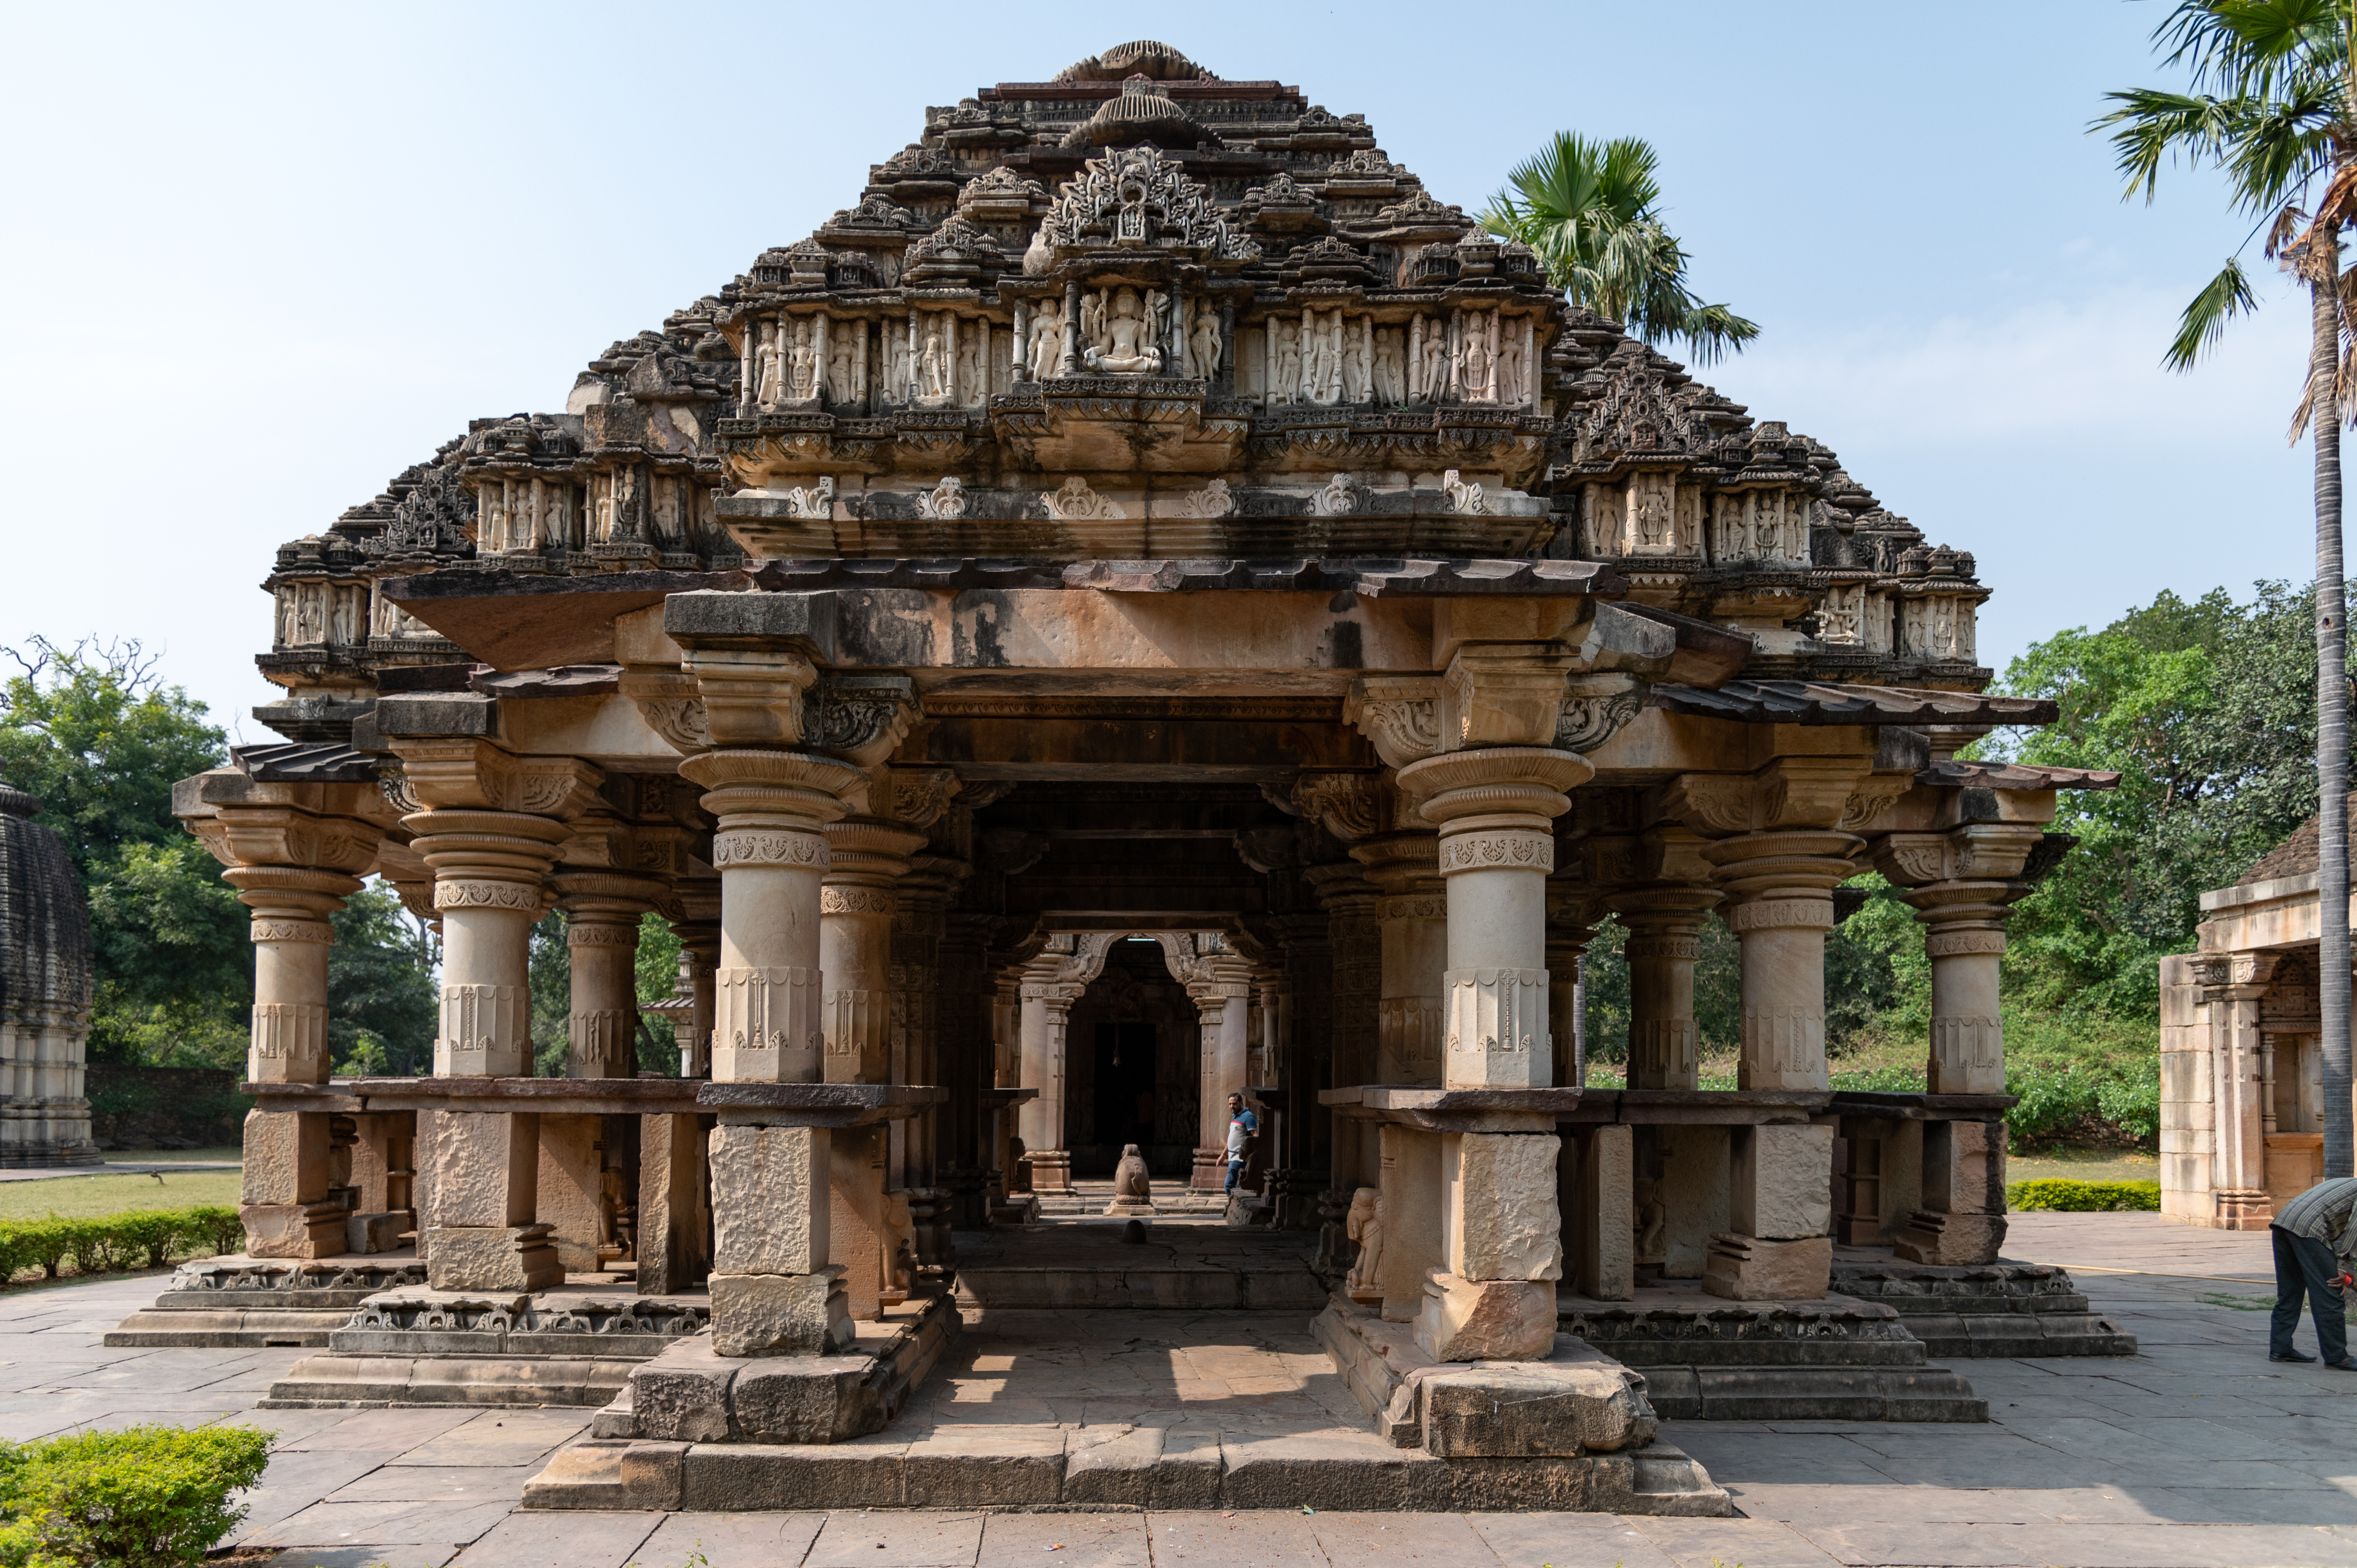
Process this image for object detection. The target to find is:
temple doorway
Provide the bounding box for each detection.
[1059,936,1200,1179]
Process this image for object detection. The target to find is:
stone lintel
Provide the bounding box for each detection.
[341,1077,702,1118]
[1321,1084,1578,1134]
[1552,1087,1833,1126]
[701,1082,950,1128]
[241,1083,367,1114]
[1827,1090,2016,1121]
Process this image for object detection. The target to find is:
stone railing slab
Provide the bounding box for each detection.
[1321,1084,1582,1133]
[698,1082,950,1126]
[1557,1088,1833,1125]
[343,1077,704,1117]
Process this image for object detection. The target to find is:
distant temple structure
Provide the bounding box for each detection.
[2163,798,2352,1226]
[126,43,2131,1509]
[0,778,98,1166]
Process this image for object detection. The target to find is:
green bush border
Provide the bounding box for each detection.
[0,1207,240,1288]
[0,1422,274,1568]
[2007,1178,2161,1212]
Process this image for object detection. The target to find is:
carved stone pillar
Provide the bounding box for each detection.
[553,872,665,1079]
[1016,961,1085,1198]
[1186,950,1253,1190]
[1305,860,1381,1263]
[1268,906,1330,1231]
[1544,879,1603,1090]
[666,599,910,1355]
[188,796,383,1087]
[1607,828,1721,1092]
[822,818,924,1087]
[1703,832,1859,1092]
[938,912,994,1228]
[1398,744,1587,1361]
[2196,952,2278,1229]
[389,740,599,1077]
[1354,830,1447,1086]
[1874,823,2047,1095]
[670,880,721,1079]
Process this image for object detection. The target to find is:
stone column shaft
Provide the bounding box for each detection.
[1016,981,1080,1196]
[407,809,569,1077]
[1703,830,1860,1093]
[1395,745,1586,1362]
[555,873,664,1079]
[225,865,361,1086]
[1616,893,1717,1091]
[1356,832,1446,1086]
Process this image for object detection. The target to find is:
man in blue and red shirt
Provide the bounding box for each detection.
[1224,1093,1258,1195]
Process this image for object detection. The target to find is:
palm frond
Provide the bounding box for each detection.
[2166,256,2262,370]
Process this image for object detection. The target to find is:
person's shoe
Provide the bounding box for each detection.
[2325,1357,2357,1371]
[2272,1349,2318,1363]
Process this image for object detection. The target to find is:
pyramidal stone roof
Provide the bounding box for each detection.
[254,43,1994,737]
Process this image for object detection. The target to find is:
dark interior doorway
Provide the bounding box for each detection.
[1092,1021,1159,1173]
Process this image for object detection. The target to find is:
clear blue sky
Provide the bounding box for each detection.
[0,1,2314,739]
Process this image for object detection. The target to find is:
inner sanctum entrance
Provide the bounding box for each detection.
[1071,939,1193,1179]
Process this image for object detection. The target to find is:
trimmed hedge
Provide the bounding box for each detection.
[2007,1178,2161,1212]
[0,1423,273,1568]
[0,1207,240,1287]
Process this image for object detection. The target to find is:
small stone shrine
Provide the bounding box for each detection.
[116,41,2136,1508]
[0,778,98,1166]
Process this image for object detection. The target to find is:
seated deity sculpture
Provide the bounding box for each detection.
[1083,287,1163,374]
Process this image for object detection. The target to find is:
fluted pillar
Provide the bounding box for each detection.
[1397,744,1587,1361]
[1016,969,1083,1197]
[1354,830,1447,1086]
[1306,860,1380,1267]
[1187,953,1253,1190]
[229,866,361,1086]
[670,879,721,1079]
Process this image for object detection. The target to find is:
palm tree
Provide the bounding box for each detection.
[2098,0,2357,1178]
[1480,132,1759,366]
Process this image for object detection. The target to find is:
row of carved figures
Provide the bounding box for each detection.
[737,303,1539,412]
[274,578,437,649]
[472,473,715,556]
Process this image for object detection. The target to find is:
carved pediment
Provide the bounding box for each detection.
[1039,144,1259,264]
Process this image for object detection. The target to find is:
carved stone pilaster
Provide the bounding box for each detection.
[1701,828,1862,1092]
[1873,823,2046,1095]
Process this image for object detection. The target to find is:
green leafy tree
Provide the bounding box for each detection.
[328,885,438,1077]
[2098,0,2357,1172]
[0,641,246,1064]
[1481,132,1759,364]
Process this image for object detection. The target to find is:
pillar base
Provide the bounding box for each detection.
[1024,1149,1074,1197]
[2212,1189,2276,1231]
[1893,1210,2009,1266]
[242,1201,352,1260]
[425,1224,564,1292]
[710,1266,853,1357]
[1189,1145,1225,1190]
[1701,1233,1830,1301]
[1412,1271,1557,1362]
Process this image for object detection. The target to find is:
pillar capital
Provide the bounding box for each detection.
[1401,746,1592,836]
[1655,757,1873,837]
[1350,828,1441,898]
[387,737,604,819]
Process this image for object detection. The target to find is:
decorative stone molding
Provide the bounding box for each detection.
[712,829,829,869]
[1344,678,1443,770]
[249,920,333,946]
[1555,686,1643,754]
[620,669,712,757]
[1438,829,1555,875]
[1441,647,1578,752]
[392,740,604,820]
[568,1010,638,1076]
[1624,935,1700,962]
[887,768,960,830]
[1376,896,1446,921]
[250,1002,328,1070]
[1630,1019,1698,1087]
[1044,476,1124,520]
[433,879,544,912]
[1839,775,1914,832]
[820,887,895,915]
[804,676,918,766]
[1741,1009,1826,1089]
[1378,996,1446,1081]
[1926,929,2007,958]
[714,965,825,1082]
[1726,897,1835,934]
[1443,967,1550,1089]
[437,984,531,1076]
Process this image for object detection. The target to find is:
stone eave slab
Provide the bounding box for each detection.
[339,1077,704,1117]
[1826,1090,2018,1120]
[381,567,752,671]
[1319,1084,1580,1132]
[1555,1087,1834,1125]
[698,1082,949,1126]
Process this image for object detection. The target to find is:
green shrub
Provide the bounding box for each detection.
[0,1423,273,1568]
[0,1207,241,1289]
[2008,1178,2161,1212]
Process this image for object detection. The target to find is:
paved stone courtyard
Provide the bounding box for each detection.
[7,1214,2357,1567]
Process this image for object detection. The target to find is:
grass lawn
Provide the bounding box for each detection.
[0,1169,242,1221]
[2007,1146,2160,1185]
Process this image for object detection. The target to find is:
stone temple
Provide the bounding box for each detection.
[118,43,2136,1510]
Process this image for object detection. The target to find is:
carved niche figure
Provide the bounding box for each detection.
[1631,472,1675,551]
[919,327,951,403]
[828,332,857,404]
[1818,584,1863,646]
[594,479,616,542]
[328,586,360,646]
[756,329,783,408]
[917,476,967,520]
[1457,313,1495,401]
[1343,1186,1383,1302]
[956,335,981,406]
[292,584,326,644]
[1372,326,1405,404]
[1305,311,1343,405]
[653,475,681,542]
[1083,288,1162,373]
[1270,318,1302,403]
[1145,289,1169,354]
[1028,298,1064,381]
[1416,318,1448,401]
[883,325,911,404]
[273,590,296,647]
[1081,289,1104,350]
[788,322,818,401]
[1187,300,1221,380]
[1497,329,1525,408]
[1341,322,1370,404]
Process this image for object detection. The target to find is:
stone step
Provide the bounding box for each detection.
[1830,1258,2139,1358]
[101,1254,429,1348]
[1559,1292,1936,1368]
[519,1427,1733,1515]
[258,1352,639,1408]
[1634,1364,1987,1422]
[106,1308,353,1348]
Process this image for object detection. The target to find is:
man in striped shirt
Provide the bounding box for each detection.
[2269,1177,2357,1367]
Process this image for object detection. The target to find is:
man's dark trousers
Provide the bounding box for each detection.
[2270,1223,2349,1362]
